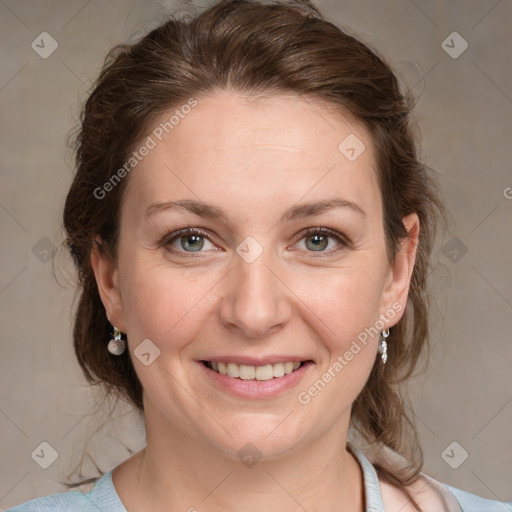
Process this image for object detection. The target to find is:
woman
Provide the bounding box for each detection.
[7,0,511,511]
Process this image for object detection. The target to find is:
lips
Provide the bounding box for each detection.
[197,359,314,398]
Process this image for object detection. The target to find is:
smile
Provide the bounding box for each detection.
[198,358,314,398]
[203,361,302,380]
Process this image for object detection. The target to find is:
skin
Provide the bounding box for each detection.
[91,90,427,511]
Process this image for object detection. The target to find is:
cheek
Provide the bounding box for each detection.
[294,260,387,340]
[291,265,386,419]
[118,254,216,347]
[289,258,387,391]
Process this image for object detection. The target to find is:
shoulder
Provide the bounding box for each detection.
[5,471,126,512]
[380,472,512,512]
[5,490,96,512]
[379,472,458,512]
[367,443,510,512]
[441,482,512,512]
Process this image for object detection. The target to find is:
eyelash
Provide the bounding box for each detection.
[161,226,351,258]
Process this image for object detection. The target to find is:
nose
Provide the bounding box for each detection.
[218,248,292,339]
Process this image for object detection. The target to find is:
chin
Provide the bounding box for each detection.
[201,413,308,463]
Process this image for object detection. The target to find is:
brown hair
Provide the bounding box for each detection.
[63,0,446,506]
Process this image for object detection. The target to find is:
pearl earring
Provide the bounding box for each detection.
[378,328,390,364]
[107,326,126,355]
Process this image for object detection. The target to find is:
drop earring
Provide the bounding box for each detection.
[378,328,390,364]
[108,326,126,355]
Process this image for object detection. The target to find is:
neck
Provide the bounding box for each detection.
[113,403,365,512]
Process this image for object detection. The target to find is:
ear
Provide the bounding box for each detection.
[380,213,420,326]
[90,237,127,332]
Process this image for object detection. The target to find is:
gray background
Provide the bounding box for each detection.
[1,0,511,508]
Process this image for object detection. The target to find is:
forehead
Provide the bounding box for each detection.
[121,91,379,221]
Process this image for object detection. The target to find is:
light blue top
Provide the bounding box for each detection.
[6,443,512,511]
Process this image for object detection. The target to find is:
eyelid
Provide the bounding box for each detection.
[296,226,351,246]
[162,227,217,256]
[161,226,351,256]
[291,226,351,256]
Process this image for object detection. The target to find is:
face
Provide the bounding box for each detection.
[92,90,418,460]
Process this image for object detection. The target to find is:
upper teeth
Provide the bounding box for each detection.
[209,361,301,380]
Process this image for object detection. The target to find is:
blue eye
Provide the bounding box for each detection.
[162,227,349,257]
[295,227,349,256]
[165,228,215,254]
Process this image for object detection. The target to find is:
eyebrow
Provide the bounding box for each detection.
[144,197,366,223]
